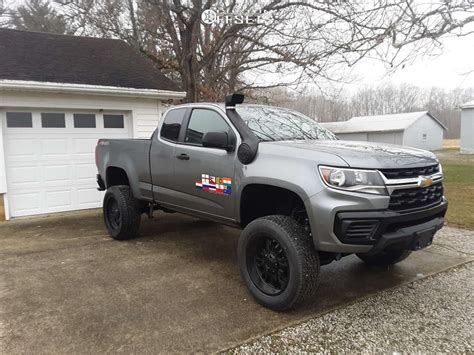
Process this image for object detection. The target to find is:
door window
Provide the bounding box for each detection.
[74,114,96,128]
[6,112,32,127]
[160,108,186,142]
[41,113,66,128]
[104,114,124,128]
[185,109,232,145]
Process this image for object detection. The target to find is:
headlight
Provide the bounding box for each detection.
[319,166,387,195]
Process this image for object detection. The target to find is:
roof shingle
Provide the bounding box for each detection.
[0,28,180,92]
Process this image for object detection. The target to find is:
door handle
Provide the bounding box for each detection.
[176,153,190,160]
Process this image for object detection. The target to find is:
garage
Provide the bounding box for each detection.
[0,28,186,220]
[3,110,130,217]
[321,111,446,150]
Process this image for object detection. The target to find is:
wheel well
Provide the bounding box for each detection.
[106,167,130,187]
[240,184,308,228]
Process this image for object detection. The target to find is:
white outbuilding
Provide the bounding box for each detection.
[0,29,186,220]
[460,100,474,154]
[321,111,446,151]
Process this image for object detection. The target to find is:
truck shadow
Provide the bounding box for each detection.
[130,211,425,309]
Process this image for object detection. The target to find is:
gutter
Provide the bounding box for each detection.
[0,80,187,100]
[331,129,405,134]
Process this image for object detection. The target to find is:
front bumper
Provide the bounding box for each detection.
[335,199,447,255]
[306,186,448,253]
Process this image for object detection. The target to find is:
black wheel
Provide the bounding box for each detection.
[103,185,141,240]
[238,215,320,311]
[357,249,411,266]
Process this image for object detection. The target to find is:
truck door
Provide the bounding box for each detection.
[149,107,187,204]
[173,108,237,220]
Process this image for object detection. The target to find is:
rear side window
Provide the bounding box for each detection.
[160,108,186,142]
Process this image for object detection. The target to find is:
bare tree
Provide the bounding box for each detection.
[424,86,474,138]
[0,0,15,27]
[272,83,474,139]
[9,0,71,34]
[0,5,7,27]
[349,83,422,117]
[57,0,474,101]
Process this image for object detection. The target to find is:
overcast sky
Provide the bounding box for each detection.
[256,27,474,94]
[349,33,474,90]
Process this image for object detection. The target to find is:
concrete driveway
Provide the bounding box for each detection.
[0,210,472,353]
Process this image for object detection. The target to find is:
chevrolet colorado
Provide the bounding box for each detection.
[96,94,448,310]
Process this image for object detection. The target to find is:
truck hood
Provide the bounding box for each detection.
[267,140,439,169]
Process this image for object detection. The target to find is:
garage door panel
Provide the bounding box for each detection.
[41,139,69,156]
[73,138,99,154]
[6,138,37,157]
[46,190,72,209]
[77,188,104,206]
[4,109,131,217]
[9,191,42,216]
[367,133,396,144]
[74,163,98,181]
[8,166,39,184]
[43,164,71,183]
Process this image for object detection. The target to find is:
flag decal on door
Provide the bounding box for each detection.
[195,174,232,195]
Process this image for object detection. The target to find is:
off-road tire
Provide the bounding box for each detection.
[357,249,411,266]
[238,215,320,311]
[103,185,141,240]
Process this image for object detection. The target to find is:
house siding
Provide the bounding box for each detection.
[403,114,444,151]
[460,107,474,154]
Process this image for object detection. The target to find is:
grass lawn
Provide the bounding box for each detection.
[436,149,474,230]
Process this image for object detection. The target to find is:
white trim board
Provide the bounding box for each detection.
[0,80,186,100]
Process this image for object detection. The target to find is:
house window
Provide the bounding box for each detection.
[6,112,33,127]
[104,114,124,128]
[41,113,65,128]
[74,114,96,128]
[422,133,427,141]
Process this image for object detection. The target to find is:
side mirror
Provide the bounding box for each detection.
[202,131,234,152]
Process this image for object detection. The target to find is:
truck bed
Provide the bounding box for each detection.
[96,138,153,201]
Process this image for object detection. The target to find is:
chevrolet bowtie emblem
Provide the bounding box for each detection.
[418,176,433,188]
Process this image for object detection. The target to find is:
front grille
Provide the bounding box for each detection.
[389,182,443,211]
[345,221,378,240]
[380,164,439,180]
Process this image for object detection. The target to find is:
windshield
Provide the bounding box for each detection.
[236,105,337,142]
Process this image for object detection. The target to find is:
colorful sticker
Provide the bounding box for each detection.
[195,174,232,195]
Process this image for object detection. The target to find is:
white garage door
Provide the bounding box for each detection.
[367,132,397,144]
[3,110,131,217]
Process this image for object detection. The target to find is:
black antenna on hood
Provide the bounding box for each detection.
[224,94,259,164]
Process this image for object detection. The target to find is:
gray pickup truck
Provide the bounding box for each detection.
[96,94,448,310]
